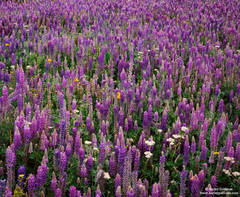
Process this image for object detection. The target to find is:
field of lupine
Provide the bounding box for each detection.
[0,0,240,196]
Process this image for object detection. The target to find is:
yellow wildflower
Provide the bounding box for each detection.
[5,43,9,47]
[18,174,24,178]
[190,175,194,180]
[48,58,52,64]
[214,152,219,155]
[117,92,120,99]
[75,77,79,82]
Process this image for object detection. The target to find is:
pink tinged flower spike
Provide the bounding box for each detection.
[214,151,225,177]
[210,176,217,188]
[127,187,134,197]
[28,174,35,196]
[69,186,77,197]
[6,146,15,191]
[50,172,57,192]
[115,174,121,192]
[14,127,22,150]
[2,85,8,104]
[151,183,160,197]
[116,186,121,197]
[55,188,62,197]
[109,153,116,177]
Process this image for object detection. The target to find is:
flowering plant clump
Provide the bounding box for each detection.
[0,0,240,196]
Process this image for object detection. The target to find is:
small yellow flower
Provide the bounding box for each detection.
[18,174,24,178]
[75,77,79,82]
[117,92,120,99]
[190,175,194,180]
[5,43,9,47]
[214,152,219,155]
[48,58,52,64]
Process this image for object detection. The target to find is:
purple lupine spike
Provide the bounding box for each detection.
[214,151,225,177]
[116,186,121,197]
[69,186,77,197]
[127,187,134,197]
[134,150,140,172]
[180,168,188,197]
[183,135,189,166]
[99,136,106,164]
[14,127,22,150]
[55,188,62,197]
[235,143,240,162]
[151,183,160,197]
[86,154,93,172]
[109,153,116,177]
[218,99,224,113]
[60,120,66,146]
[154,112,159,122]
[191,136,196,155]
[210,125,217,151]
[23,125,31,144]
[36,165,44,189]
[95,186,102,197]
[80,163,87,178]
[118,146,126,177]
[161,109,168,130]
[200,140,207,161]
[210,176,217,188]
[51,172,57,192]
[115,174,121,192]
[225,131,232,153]
[66,143,72,160]
[78,147,85,164]
[60,152,67,172]
[191,175,200,197]
[28,174,35,196]
[138,132,145,154]
[198,170,205,189]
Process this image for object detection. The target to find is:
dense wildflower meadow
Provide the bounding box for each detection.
[0,0,240,196]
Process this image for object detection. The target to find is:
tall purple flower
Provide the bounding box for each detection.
[183,136,189,166]
[69,186,77,197]
[28,174,35,196]
[191,175,200,197]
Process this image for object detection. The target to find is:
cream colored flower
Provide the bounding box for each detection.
[223,169,231,176]
[232,172,240,177]
[145,137,155,146]
[104,172,110,180]
[166,138,174,143]
[84,140,92,145]
[157,129,163,134]
[144,151,153,158]
[172,134,181,139]
[181,126,189,133]
[224,157,235,162]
